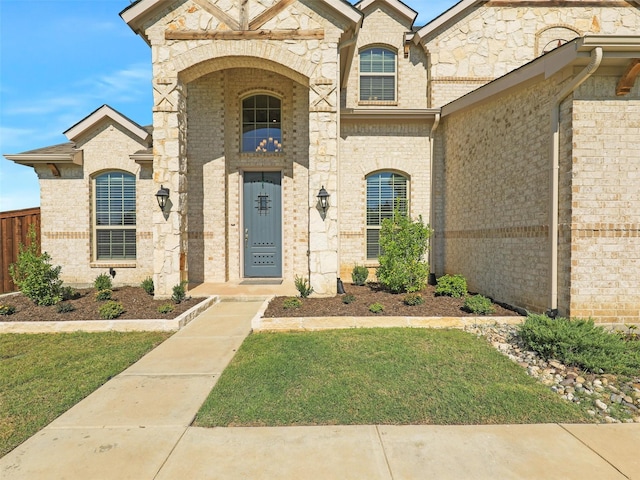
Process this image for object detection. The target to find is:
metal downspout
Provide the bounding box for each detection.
[549,47,603,316]
[428,112,441,285]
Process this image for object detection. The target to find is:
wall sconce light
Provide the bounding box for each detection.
[155,185,169,211]
[317,186,330,215]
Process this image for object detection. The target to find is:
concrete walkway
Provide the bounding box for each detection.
[2,300,639,480]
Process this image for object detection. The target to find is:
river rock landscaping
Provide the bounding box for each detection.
[466,322,640,424]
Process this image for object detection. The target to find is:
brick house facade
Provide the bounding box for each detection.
[6,0,640,322]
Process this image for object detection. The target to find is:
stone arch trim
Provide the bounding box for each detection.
[173,42,314,85]
[535,24,582,56]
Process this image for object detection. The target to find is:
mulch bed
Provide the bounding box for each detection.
[0,286,205,322]
[263,283,521,318]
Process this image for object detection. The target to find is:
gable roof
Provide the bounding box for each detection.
[63,105,150,144]
[355,0,418,25]
[121,0,362,41]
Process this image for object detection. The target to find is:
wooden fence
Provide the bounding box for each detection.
[0,207,41,294]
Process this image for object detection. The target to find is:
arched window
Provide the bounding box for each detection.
[94,171,136,260]
[242,94,282,152]
[360,47,396,102]
[366,172,408,259]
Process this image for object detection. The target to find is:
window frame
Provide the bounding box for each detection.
[365,171,409,260]
[358,46,398,105]
[92,171,137,262]
[240,92,283,153]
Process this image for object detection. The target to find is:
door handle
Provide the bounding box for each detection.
[244,228,249,247]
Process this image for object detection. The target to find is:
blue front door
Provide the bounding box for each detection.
[243,171,282,277]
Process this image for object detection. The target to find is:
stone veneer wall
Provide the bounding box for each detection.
[38,122,154,287]
[438,72,565,314]
[338,120,431,280]
[344,4,428,109]
[143,0,346,296]
[424,3,640,106]
[566,75,640,323]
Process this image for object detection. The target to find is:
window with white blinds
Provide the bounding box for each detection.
[94,172,136,260]
[360,47,396,102]
[366,172,408,259]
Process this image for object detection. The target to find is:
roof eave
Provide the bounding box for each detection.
[355,0,418,25]
[341,108,440,120]
[4,150,84,167]
[415,0,484,44]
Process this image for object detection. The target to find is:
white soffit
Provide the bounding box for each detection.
[64,105,150,143]
[356,0,418,24]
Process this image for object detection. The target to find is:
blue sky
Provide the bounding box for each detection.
[0,0,459,211]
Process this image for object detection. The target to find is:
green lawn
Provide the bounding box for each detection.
[0,331,171,457]
[195,328,592,427]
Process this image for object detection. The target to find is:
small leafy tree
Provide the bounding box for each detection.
[9,226,63,306]
[376,212,431,293]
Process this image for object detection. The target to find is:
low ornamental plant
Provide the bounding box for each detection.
[294,275,314,298]
[141,277,154,296]
[283,297,302,310]
[376,211,431,293]
[61,286,79,301]
[403,293,424,306]
[435,274,467,298]
[94,273,112,291]
[0,304,16,316]
[9,225,63,306]
[95,289,113,302]
[369,302,384,314]
[157,303,174,314]
[351,265,369,286]
[172,281,188,304]
[463,295,495,315]
[519,314,640,375]
[342,294,356,305]
[98,301,125,320]
[56,302,75,314]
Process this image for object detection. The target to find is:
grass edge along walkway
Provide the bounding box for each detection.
[195,328,592,427]
[0,331,171,457]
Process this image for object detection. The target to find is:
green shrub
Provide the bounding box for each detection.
[9,226,62,306]
[61,286,79,301]
[342,294,356,304]
[95,289,113,301]
[141,277,154,296]
[0,304,16,316]
[376,212,431,293]
[157,303,174,314]
[369,302,384,314]
[351,265,369,286]
[463,295,495,315]
[519,314,640,375]
[283,297,302,310]
[172,281,188,304]
[98,301,125,319]
[94,273,112,291]
[56,302,75,314]
[294,275,314,298]
[435,274,467,298]
[403,293,424,306]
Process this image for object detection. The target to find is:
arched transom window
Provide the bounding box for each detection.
[94,171,136,260]
[360,47,396,102]
[242,94,282,152]
[366,172,408,259]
